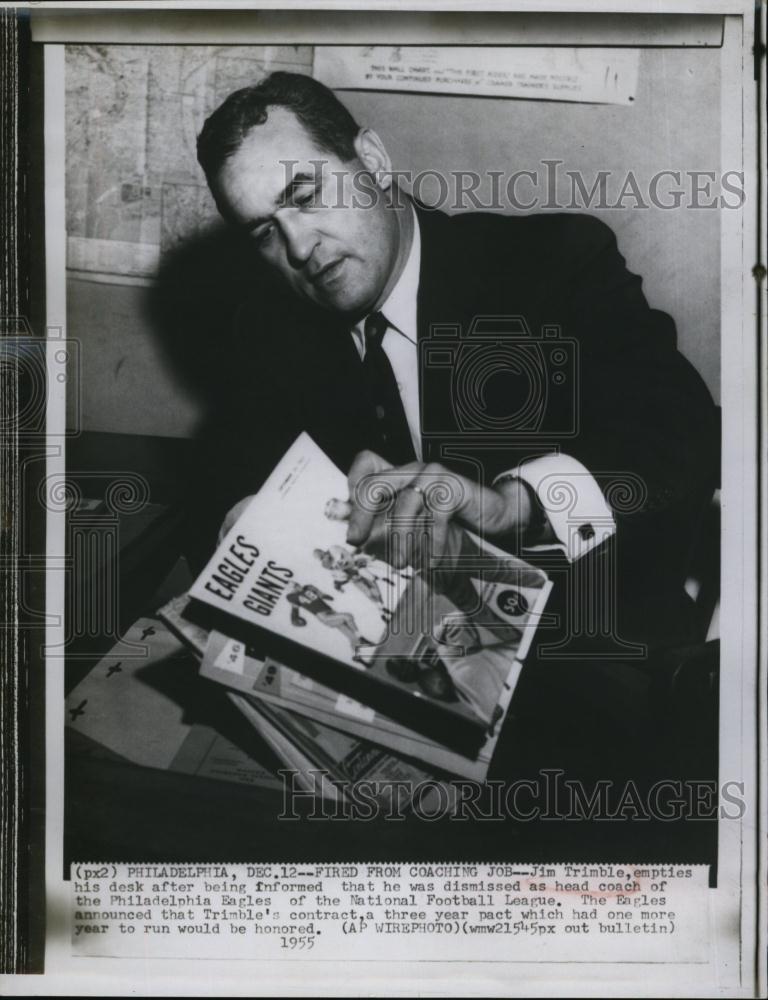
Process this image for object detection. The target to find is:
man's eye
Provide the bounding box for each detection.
[295,185,321,209]
[252,223,274,247]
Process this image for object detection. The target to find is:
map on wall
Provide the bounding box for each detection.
[66,43,640,286]
[65,44,313,284]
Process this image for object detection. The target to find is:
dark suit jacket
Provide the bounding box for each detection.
[187,202,719,651]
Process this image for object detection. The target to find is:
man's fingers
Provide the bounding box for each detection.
[359,515,389,561]
[346,450,391,545]
[346,502,377,549]
[347,449,391,490]
[344,456,520,560]
[392,487,432,569]
[218,494,256,544]
[430,510,451,568]
[409,464,517,538]
[346,454,421,546]
[360,501,424,568]
[405,509,435,570]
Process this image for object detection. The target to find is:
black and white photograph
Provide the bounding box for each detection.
[0,1,764,995]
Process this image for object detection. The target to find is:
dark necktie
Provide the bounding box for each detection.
[362,311,416,465]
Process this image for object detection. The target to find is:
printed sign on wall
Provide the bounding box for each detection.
[315,46,640,105]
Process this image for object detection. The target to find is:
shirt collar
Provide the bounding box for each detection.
[351,202,421,356]
[377,201,421,344]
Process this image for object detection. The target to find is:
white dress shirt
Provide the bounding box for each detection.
[350,204,424,461]
[350,206,616,563]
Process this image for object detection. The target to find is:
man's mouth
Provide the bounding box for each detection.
[310,258,346,285]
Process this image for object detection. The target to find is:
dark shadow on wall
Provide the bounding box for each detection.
[145,222,267,412]
[144,223,274,570]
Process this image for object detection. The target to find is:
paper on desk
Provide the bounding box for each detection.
[169,724,282,790]
[159,594,525,780]
[201,628,521,781]
[65,616,281,790]
[228,693,344,802]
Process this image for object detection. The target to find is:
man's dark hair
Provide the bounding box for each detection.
[196,71,360,184]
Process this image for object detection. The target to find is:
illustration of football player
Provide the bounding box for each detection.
[313,545,395,622]
[286,583,375,658]
[323,498,414,588]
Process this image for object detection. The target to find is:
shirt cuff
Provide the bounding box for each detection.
[494,454,616,562]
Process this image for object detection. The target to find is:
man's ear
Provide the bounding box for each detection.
[353,128,393,190]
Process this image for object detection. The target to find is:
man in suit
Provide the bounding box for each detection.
[192,72,719,788]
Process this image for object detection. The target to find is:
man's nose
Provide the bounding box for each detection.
[278,211,319,267]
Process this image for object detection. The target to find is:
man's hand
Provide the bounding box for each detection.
[218,494,256,544]
[345,450,534,569]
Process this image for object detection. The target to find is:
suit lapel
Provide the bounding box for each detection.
[414,204,539,478]
[415,204,479,463]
